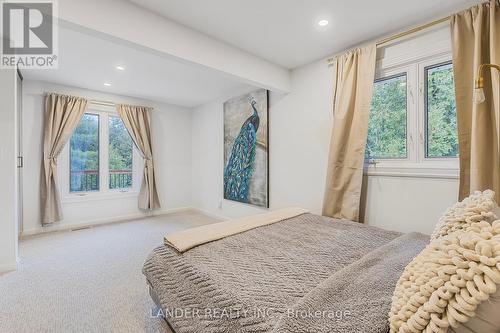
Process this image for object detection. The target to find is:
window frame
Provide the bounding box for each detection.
[108,114,135,191]
[368,63,417,169]
[366,52,459,178]
[367,72,409,161]
[422,60,458,160]
[69,112,101,193]
[59,104,143,203]
[417,55,458,170]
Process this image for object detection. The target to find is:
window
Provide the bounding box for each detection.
[365,37,459,176]
[366,74,407,159]
[70,114,100,192]
[63,108,140,200]
[108,116,133,189]
[425,62,458,158]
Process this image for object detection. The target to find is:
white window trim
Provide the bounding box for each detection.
[59,104,143,203]
[366,49,459,179]
[417,56,458,169]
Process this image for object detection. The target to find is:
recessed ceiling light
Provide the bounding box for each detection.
[115,65,125,71]
[103,82,111,87]
[317,19,329,27]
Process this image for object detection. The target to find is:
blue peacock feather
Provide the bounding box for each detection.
[224,97,260,203]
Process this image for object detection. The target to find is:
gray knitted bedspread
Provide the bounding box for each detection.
[142,213,429,333]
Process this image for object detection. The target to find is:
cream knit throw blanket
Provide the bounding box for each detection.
[389,191,500,333]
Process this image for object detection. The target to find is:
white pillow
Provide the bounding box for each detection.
[431,190,497,240]
[390,219,500,333]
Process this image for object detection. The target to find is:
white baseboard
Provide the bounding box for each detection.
[0,263,17,273]
[20,207,194,238]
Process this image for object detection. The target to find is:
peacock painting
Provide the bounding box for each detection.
[223,89,268,207]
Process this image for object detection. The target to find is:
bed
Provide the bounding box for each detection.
[142,212,428,333]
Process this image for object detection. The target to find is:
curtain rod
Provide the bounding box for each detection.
[326,15,451,64]
[89,99,116,107]
[43,92,117,107]
[89,100,154,110]
[44,93,153,109]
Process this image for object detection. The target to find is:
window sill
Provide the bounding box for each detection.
[61,191,139,204]
[364,165,459,179]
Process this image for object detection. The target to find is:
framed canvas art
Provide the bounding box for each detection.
[223,89,269,208]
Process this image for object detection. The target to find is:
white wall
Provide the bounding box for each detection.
[191,60,334,219]
[190,27,460,235]
[0,67,18,272]
[21,80,192,235]
[361,175,458,233]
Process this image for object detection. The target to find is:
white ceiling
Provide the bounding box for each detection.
[130,0,483,68]
[21,24,254,107]
[21,0,484,106]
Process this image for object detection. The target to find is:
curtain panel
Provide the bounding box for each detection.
[322,44,377,221]
[41,93,88,225]
[451,0,500,204]
[116,104,161,210]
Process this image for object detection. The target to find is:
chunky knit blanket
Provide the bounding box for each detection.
[390,190,500,333]
[143,213,428,333]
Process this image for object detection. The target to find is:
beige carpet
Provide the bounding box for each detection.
[0,211,218,333]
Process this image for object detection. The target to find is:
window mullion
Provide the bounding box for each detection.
[101,112,109,194]
[417,62,426,164]
[407,63,418,164]
[417,63,423,163]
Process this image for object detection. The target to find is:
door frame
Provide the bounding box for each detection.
[16,69,23,235]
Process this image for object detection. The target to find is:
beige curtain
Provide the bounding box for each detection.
[451,0,500,204]
[322,45,377,221]
[117,104,161,210]
[41,94,88,225]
